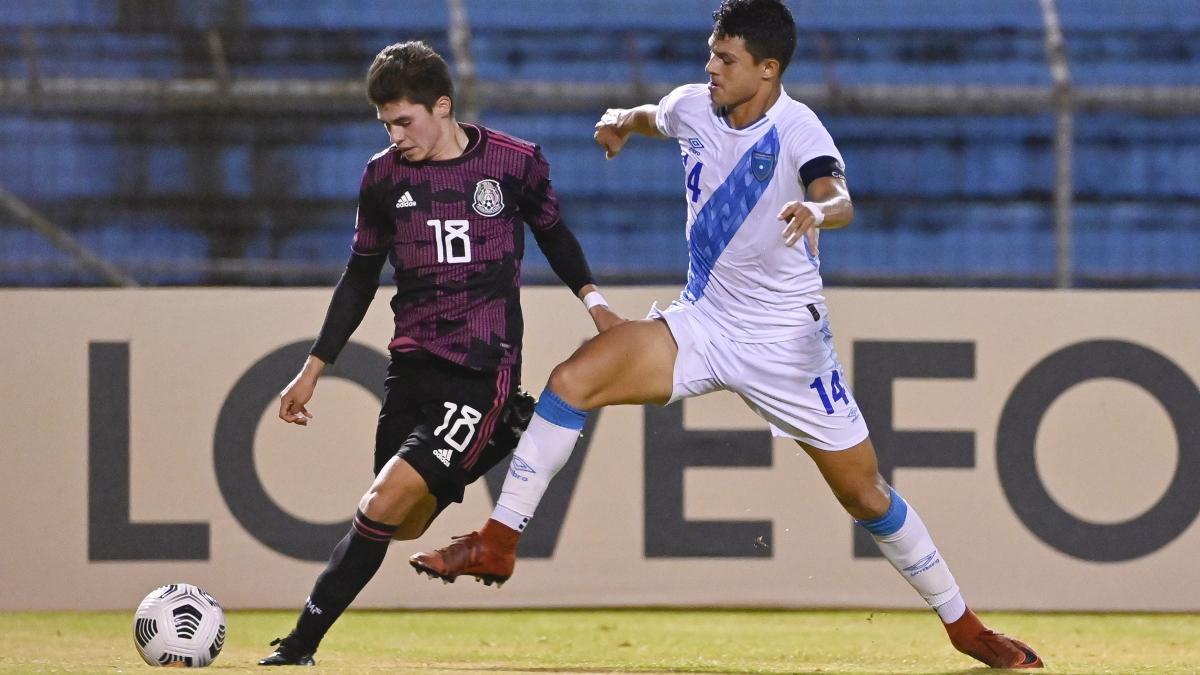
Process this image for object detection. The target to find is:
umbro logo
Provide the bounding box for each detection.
[433,447,453,467]
[395,191,417,208]
[508,455,536,482]
[902,551,940,577]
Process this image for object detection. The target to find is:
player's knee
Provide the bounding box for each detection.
[357,489,386,521]
[358,485,404,523]
[833,476,891,520]
[546,361,596,410]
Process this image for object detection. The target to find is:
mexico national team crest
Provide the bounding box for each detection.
[751,151,775,182]
[472,179,505,217]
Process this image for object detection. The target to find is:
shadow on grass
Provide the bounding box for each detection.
[429,664,986,675]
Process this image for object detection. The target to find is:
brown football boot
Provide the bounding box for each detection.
[945,607,1043,668]
[409,519,519,587]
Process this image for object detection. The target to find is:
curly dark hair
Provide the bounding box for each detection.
[711,0,797,74]
[366,41,454,110]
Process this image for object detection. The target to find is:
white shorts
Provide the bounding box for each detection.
[648,300,869,451]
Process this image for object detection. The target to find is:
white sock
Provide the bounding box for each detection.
[858,488,966,624]
[490,389,585,532]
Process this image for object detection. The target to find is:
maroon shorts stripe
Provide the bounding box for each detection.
[461,367,511,469]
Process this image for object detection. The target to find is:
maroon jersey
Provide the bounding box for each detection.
[351,125,560,371]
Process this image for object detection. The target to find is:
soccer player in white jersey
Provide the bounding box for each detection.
[412,0,1042,668]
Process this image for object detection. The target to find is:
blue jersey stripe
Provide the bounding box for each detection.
[683,127,780,302]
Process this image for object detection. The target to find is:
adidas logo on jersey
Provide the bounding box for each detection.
[433,447,453,467]
[395,191,417,208]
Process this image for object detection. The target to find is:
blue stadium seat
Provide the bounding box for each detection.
[0,1,115,28]
[248,1,448,30]
[799,0,1045,31]
[1058,0,1200,30]
[102,222,208,285]
[279,228,354,265]
[0,225,84,285]
[465,0,706,30]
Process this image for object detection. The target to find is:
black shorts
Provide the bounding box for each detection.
[375,350,532,513]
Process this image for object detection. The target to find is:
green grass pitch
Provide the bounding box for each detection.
[2,609,1198,673]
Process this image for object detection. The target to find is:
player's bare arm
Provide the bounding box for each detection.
[577,282,626,332]
[594,104,664,159]
[778,175,854,252]
[278,354,324,425]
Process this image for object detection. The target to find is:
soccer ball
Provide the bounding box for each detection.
[133,583,226,667]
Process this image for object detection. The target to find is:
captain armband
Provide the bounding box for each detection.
[799,155,847,189]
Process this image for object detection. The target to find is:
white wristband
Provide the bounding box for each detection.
[582,291,608,311]
[802,201,825,227]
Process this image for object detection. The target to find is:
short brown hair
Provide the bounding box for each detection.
[366,41,454,110]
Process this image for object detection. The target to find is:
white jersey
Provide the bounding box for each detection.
[656,83,844,342]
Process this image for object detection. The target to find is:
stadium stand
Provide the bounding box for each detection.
[0,0,1196,286]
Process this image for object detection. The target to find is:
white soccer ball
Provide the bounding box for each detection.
[133,583,226,667]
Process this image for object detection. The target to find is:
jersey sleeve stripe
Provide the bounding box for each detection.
[488,137,536,156]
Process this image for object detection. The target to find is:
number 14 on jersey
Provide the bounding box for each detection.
[686,160,703,203]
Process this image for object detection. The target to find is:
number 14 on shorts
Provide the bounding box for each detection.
[810,370,850,415]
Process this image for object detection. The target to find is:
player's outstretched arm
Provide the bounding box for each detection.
[279,251,385,426]
[593,104,664,159]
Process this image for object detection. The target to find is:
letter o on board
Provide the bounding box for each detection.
[214,341,387,561]
[997,340,1200,562]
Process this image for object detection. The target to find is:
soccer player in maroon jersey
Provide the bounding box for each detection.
[258,41,622,666]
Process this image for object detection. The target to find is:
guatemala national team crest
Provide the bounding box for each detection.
[751,151,775,182]
[472,179,505,217]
